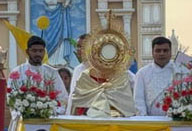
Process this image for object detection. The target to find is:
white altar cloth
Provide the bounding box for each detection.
[20,115,192,131]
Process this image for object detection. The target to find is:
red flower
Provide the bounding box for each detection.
[173,80,182,86]
[188,89,192,95]
[156,102,160,108]
[49,91,59,100]
[166,86,174,92]
[9,71,20,80]
[36,89,46,97]
[7,88,12,93]
[25,69,35,77]
[183,76,192,83]
[39,90,47,97]
[162,104,169,112]
[44,80,54,86]
[181,90,188,96]
[163,96,172,105]
[57,101,61,107]
[32,73,43,83]
[29,86,37,92]
[20,85,28,92]
[173,92,180,99]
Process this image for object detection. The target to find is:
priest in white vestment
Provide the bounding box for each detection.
[134,36,189,116]
[7,36,69,131]
[7,36,68,113]
[68,19,137,117]
[65,32,136,115]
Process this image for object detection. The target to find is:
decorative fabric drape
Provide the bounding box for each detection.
[17,121,171,131]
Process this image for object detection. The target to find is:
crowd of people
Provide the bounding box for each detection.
[7,34,189,118]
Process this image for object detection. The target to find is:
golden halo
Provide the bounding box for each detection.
[85,29,133,75]
[37,16,50,30]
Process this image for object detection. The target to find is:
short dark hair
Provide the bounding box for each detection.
[79,34,89,40]
[27,36,46,49]
[152,36,172,49]
[58,68,71,78]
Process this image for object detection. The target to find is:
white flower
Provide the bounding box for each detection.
[15,99,22,107]
[30,108,35,113]
[178,106,184,113]
[26,94,32,99]
[167,108,173,113]
[182,105,188,111]
[30,103,36,108]
[37,101,43,109]
[52,100,57,106]
[23,100,29,107]
[30,96,36,101]
[167,108,173,117]
[173,109,178,115]
[42,103,48,108]
[49,110,53,115]
[187,105,192,111]
[181,112,186,117]
[17,106,24,113]
[46,96,50,101]
[19,90,24,94]
[40,110,44,114]
[172,100,180,108]
[12,91,18,96]
[26,94,35,101]
[48,102,54,108]
[38,97,46,102]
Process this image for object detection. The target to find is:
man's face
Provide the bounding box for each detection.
[76,38,83,61]
[152,43,171,67]
[26,45,45,66]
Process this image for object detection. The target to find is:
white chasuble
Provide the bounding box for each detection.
[71,69,136,117]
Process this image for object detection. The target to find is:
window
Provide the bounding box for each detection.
[142,35,153,56]
[142,3,161,24]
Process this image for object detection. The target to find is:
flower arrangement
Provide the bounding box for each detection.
[7,69,61,119]
[156,73,192,120]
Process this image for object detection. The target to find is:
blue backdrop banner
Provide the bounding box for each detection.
[30,0,86,68]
